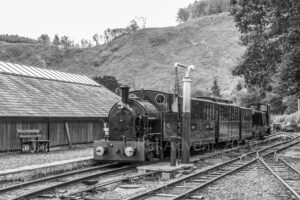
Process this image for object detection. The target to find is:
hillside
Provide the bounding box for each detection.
[0,13,245,96]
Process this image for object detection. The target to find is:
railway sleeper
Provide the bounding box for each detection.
[155,193,179,197]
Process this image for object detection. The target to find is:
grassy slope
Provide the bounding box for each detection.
[0,13,244,96]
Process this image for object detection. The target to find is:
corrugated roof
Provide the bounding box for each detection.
[0,61,99,86]
[0,61,120,117]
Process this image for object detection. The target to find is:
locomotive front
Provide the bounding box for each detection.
[94,86,161,162]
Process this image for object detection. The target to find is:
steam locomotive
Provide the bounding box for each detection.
[94,86,271,162]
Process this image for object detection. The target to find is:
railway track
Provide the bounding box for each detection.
[55,134,287,198]
[259,144,300,199]
[0,163,136,200]
[0,133,290,200]
[124,136,300,200]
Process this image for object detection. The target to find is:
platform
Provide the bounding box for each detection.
[0,156,94,181]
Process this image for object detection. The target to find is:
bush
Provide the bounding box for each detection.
[272,112,300,126]
[0,34,37,44]
[177,0,231,22]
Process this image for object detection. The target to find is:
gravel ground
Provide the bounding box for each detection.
[280,145,300,158]
[193,164,292,200]
[0,145,93,171]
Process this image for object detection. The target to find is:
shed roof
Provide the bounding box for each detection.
[0,61,120,118]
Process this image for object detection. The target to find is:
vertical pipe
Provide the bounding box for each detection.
[182,76,192,164]
[298,98,300,112]
[174,63,194,164]
[170,137,177,166]
[47,118,50,152]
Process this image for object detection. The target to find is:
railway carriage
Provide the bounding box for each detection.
[94,87,270,162]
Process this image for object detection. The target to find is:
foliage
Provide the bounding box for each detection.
[93,75,121,93]
[177,0,231,21]
[60,36,73,50]
[230,86,262,107]
[92,34,100,46]
[81,39,92,48]
[235,82,243,91]
[230,0,300,113]
[53,34,60,46]
[100,17,146,43]
[177,8,190,23]
[272,112,300,126]
[37,34,50,44]
[0,34,37,44]
[211,79,221,97]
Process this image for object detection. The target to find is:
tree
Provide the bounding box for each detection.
[81,39,89,48]
[60,36,72,50]
[93,75,121,93]
[37,34,50,44]
[236,82,243,92]
[177,8,189,23]
[127,19,139,32]
[211,79,221,97]
[0,34,37,43]
[230,0,300,113]
[93,34,100,46]
[53,34,60,46]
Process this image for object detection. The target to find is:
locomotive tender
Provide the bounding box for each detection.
[94,86,270,162]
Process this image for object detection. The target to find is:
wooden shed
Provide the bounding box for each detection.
[0,61,120,151]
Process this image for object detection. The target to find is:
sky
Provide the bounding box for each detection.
[0,0,195,43]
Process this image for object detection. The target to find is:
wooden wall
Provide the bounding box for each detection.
[0,118,105,152]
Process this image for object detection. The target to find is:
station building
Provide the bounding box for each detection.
[0,61,120,152]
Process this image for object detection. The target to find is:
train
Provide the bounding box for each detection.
[94,86,271,162]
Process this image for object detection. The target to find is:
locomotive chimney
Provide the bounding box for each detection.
[167,94,173,112]
[121,86,130,104]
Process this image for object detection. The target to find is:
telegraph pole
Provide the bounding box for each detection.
[174,62,195,164]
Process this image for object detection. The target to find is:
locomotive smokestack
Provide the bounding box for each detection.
[167,94,173,112]
[121,86,130,104]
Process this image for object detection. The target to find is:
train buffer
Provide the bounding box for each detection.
[17,129,50,153]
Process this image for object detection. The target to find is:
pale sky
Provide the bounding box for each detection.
[0,0,195,43]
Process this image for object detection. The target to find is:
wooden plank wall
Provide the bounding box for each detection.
[0,119,104,152]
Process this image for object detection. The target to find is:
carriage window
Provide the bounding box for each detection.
[204,102,207,120]
[191,123,197,131]
[155,94,165,104]
[233,108,235,120]
[233,107,235,120]
[235,108,237,120]
[200,102,204,120]
[191,102,196,119]
[211,104,213,120]
[207,103,211,120]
